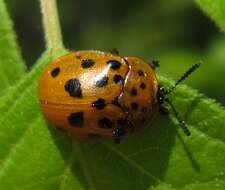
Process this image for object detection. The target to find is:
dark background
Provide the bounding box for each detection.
[7,0,225,105]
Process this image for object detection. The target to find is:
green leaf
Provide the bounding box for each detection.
[0,0,26,93]
[194,0,225,31]
[0,49,225,189]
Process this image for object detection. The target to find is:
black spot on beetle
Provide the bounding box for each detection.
[137,70,144,76]
[68,112,84,127]
[92,98,106,109]
[113,74,123,85]
[95,76,109,87]
[107,60,121,70]
[51,67,60,77]
[131,102,139,111]
[98,118,114,129]
[65,79,82,98]
[81,59,95,68]
[130,88,137,96]
[140,82,146,89]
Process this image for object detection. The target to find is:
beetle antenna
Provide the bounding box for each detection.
[165,98,191,136]
[166,62,201,94]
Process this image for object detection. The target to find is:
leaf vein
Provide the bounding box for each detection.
[102,142,161,183]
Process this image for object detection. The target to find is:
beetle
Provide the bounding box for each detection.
[38,49,200,143]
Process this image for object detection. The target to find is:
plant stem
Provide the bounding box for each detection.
[39,0,64,52]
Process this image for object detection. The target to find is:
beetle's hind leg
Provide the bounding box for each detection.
[113,127,126,144]
[159,104,169,115]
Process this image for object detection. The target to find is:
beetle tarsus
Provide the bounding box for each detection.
[113,127,126,144]
[110,48,119,55]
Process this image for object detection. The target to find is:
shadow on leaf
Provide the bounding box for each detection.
[49,114,177,189]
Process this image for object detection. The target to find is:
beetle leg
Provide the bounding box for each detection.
[110,48,119,55]
[159,104,169,115]
[113,127,126,144]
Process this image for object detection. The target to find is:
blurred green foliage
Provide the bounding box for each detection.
[6,0,225,104]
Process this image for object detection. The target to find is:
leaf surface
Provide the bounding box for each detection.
[0,0,25,94]
[195,0,225,31]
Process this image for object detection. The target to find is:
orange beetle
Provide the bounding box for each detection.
[38,50,200,143]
